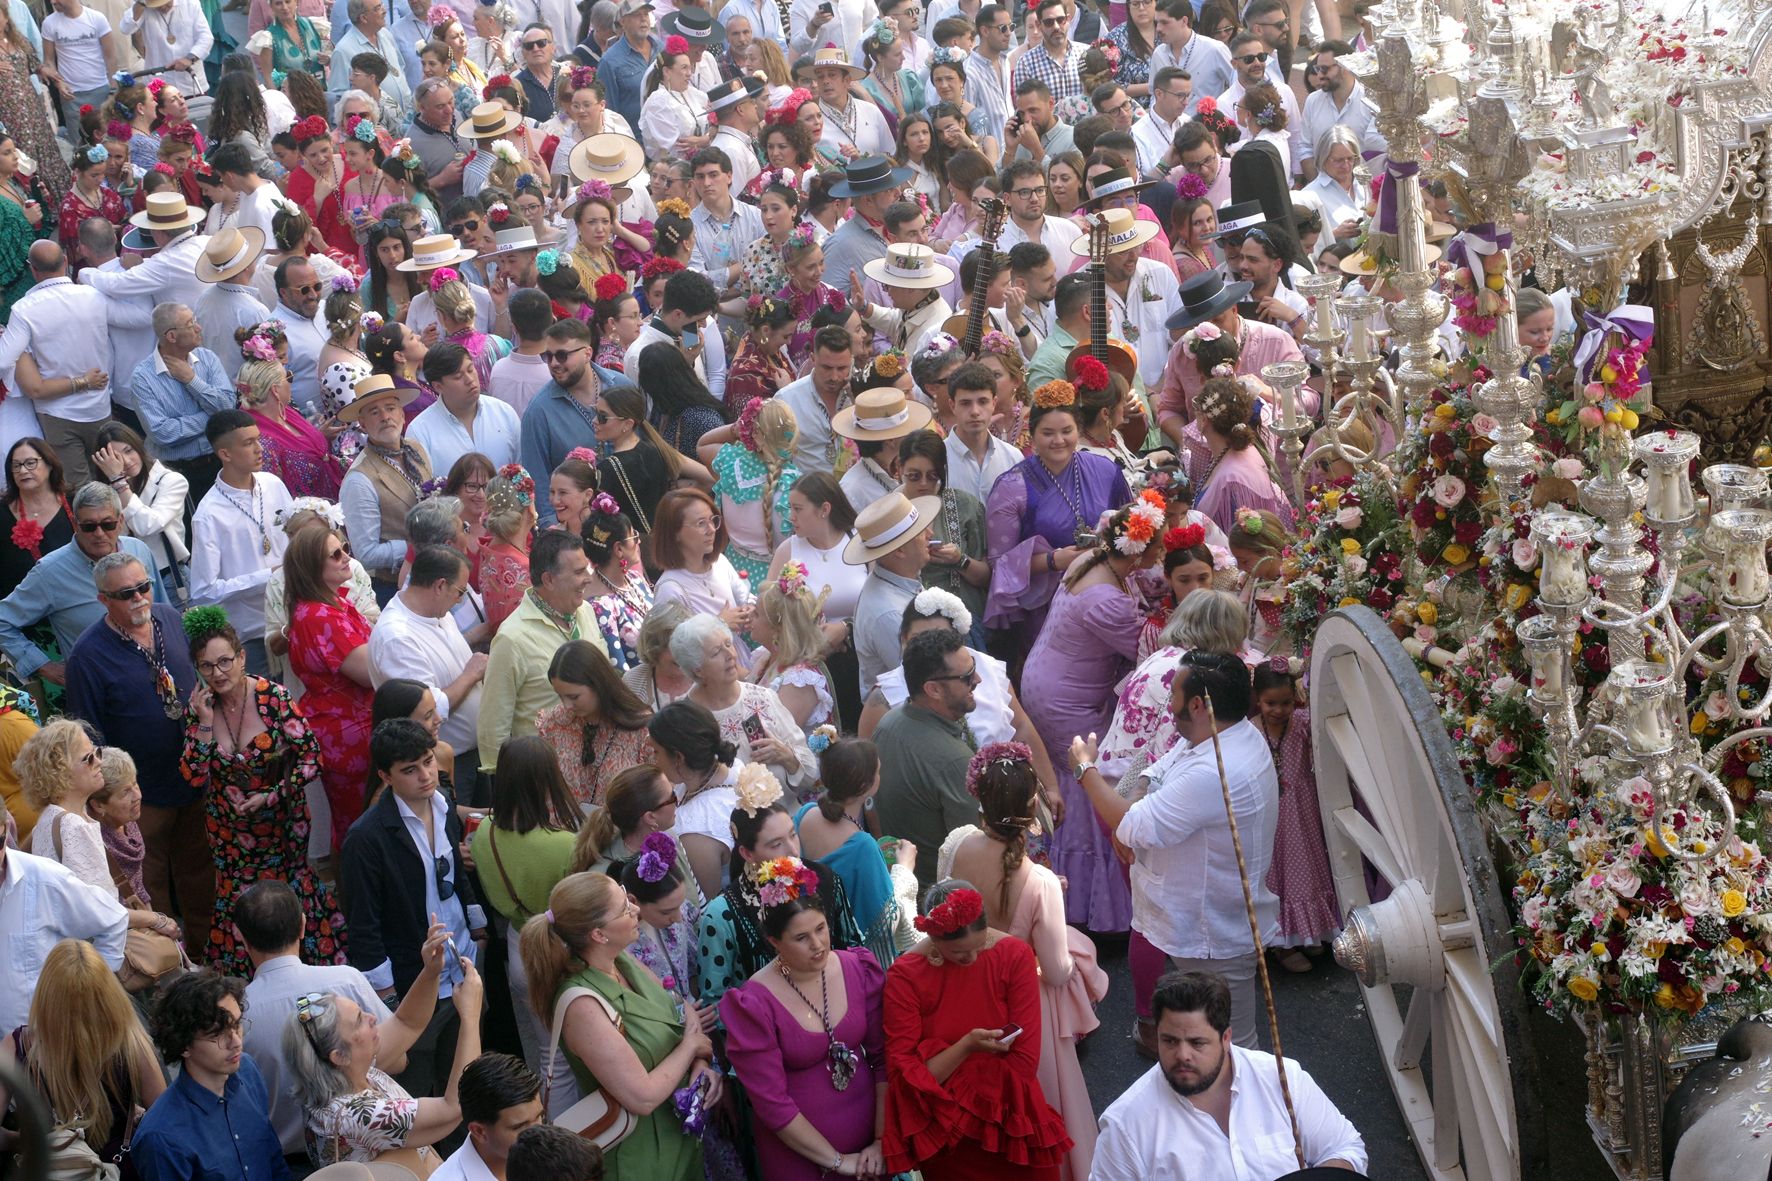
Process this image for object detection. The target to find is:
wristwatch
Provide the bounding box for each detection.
[1015,323,1032,337]
[1073,759,1096,778]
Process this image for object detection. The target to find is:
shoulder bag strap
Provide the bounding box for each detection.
[541,985,622,1109]
[605,453,652,533]
[50,812,64,860]
[485,826,531,922]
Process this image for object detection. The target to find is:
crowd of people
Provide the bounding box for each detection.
[0,0,1492,1171]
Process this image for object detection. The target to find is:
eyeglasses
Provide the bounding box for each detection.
[986,21,1010,31]
[1161,86,1191,99]
[435,855,456,901]
[80,744,105,766]
[1009,185,1047,200]
[288,282,324,296]
[200,1016,250,1042]
[9,456,40,472]
[446,581,469,600]
[542,345,589,365]
[196,653,238,675]
[102,579,154,601]
[78,518,121,533]
[927,663,981,687]
[461,480,489,493]
[1236,52,1269,64]
[326,541,353,561]
[688,514,721,530]
[449,219,482,236]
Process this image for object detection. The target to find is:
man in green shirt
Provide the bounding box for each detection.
[873,627,980,899]
[1027,271,1089,390]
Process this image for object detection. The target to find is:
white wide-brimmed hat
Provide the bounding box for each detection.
[567,132,645,187]
[396,233,478,272]
[843,489,941,565]
[812,45,866,81]
[457,102,523,140]
[832,386,935,442]
[482,225,543,257]
[1068,207,1159,259]
[861,242,954,291]
[128,191,204,231]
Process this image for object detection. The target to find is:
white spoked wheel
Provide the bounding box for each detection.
[1309,607,1544,1181]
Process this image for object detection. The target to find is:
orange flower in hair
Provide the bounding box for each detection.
[1032,380,1076,409]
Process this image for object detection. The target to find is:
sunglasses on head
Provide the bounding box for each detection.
[78,518,121,533]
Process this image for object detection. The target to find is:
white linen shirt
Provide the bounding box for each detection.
[268,299,330,418]
[816,98,895,160]
[1105,257,1182,390]
[639,84,710,159]
[1117,717,1278,959]
[189,472,295,642]
[1092,1049,1368,1180]
[943,430,1021,504]
[0,849,129,1035]
[0,276,115,421]
[195,282,272,381]
[117,0,212,91]
[369,590,482,755]
[407,394,522,474]
[999,214,1082,257]
[1132,108,1185,177]
[1298,79,1384,165]
[80,230,212,326]
[431,1140,500,1181]
[789,0,877,59]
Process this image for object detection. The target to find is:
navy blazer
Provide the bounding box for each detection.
[339,784,481,996]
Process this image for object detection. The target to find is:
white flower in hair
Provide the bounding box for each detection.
[911,587,972,637]
[274,496,345,530]
[734,762,784,816]
[491,140,522,165]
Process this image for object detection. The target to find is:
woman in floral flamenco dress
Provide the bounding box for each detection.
[180,607,346,976]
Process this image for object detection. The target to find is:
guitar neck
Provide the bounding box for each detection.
[1089,259,1108,361]
[962,245,996,357]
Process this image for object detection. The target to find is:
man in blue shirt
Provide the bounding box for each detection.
[134,970,291,1181]
[0,482,165,686]
[132,301,237,512]
[518,318,632,524]
[598,0,660,134]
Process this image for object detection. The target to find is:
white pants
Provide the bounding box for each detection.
[1167,952,1263,1049]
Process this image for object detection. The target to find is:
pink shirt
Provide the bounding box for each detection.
[1156,316,1304,424]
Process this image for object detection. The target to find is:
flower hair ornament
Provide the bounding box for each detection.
[1175,172,1209,201]
[483,73,516,98]
[83,144,107,165]
[808,723,838,754]
[1165,522,1207,552]
[1032,379,1076,409]
[105,120,133,142]
[428,267,462,292]
[1192,380,1240,423]
[775,560,810,599]
[180,605,232,646]
[486,463,537,515]
[736,396,766,451]
[293,115,331,142]
[593,273,629,302]
[663,33,690,54]
[872,350,904,379]
[359,311,386,336]
[1182,321,1222,354]
[331,272,360,293]
[914,887,984,935]
[782,220,819,255]
[270,69,288,87]
[152,162,176,177]
[1210,361,1236,378]
[344,114,379,145]
[917,332,959,362]
[735,762,785,816]
[589,490,621,515]
[1090,38,1122,71]
[79,103,94,116]
[755,166,802,194]
[1252,102,1279,129]
[752,856,820,908]
[656,196,692,219]
[1107,488,1168,556]
[241,334,278,362]
[112,70,137,89]
[514,172,544,197]
[164,124,198,147]
[566,446,600,465]
[490,139,522,165]
[635,832,679,883]
[930,45,965,67]
[766,88,815,127]
[273,497,346,530]
[427,3,456,27]
[865,15,898,49]
[569,64,598,90]
[1071,354,1109,395]
[1235,506,1265,536]
[977,330,1017,357]
[965,740,1033,798]
[535,249,559,276]
[911,586,973,637]
[576,177,614,205]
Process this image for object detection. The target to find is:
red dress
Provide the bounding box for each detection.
[285,163,361,258]
[57,183,126,266]
[883,935,1070,1179]
[288,596,375,853]
[478,539,531,634]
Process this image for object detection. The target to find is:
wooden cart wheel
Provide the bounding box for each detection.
[1309,607,1546,1181]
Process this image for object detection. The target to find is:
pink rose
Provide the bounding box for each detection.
[1703,690,1730,721]
[1471,413,1499,437]
[1335,506,1364,530]
[1511,538,1538,570]
[1553,457,1585,480]
[1431,474,1466,508]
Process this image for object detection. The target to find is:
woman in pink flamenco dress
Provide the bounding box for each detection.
[1018,493,1168,935]
[1187,375,1297,536]
[1252,662,1340,967]
[939,742,1109,1181]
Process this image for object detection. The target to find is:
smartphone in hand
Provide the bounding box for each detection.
[741,713,767,744]
[998,1023,1024,1046]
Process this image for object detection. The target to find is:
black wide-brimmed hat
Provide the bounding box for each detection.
[661,6,725,44]
[1210,199,1267,239]
[828,154,914,198]
[705,74,764,112]
[1166,270,1254,332]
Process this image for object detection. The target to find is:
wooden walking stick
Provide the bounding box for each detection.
[1203,691,1307,1172]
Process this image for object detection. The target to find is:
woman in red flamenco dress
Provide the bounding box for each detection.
[883,882,1072,1180]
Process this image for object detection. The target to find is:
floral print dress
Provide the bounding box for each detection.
[305,1066,441,1172]
[288,598,375,854]
[628,895,702,1008]
[775,280,848,372]
[588,570,654,671]
[479,539,531,633]
[180,678,347,976]
[534,704,652,809]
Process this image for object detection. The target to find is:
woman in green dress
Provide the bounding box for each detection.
[0,132,51,323]
[520,870,720,1181]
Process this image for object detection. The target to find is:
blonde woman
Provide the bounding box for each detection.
[240,359,343,501]
[481,463,538,633]
[748,562,835,732]
[697,397,801,587]
[0,941,166,1171]
[431,271,512,390]
[977,333,1032,449]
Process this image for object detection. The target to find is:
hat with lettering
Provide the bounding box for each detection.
[661,6,725,45]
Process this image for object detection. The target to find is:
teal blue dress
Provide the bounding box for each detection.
[792,801,902,968]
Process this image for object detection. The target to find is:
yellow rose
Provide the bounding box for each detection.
[1322,489,1341,508]
[1341,538,1361,555]
[1434,402,1456,419]
[1654,983,1680,1009]
[1691,713,1709,736]
[1339,596,1360,607]
[1443,543,1470,564]
[1722,889,1748,917]
[1727,937,1748,955]
[1417,602,1439,626]
[1643,829,1675,858]
[1644,941,1667,959]
[1567,977,1599,1002]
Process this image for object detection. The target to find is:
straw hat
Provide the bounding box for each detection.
[811,45,866,81]
[1067,207,1159,259]
[482,225,542,258]
[457,102,524,140]
[843,489,941,565]
[128,191,204,231]
[832,386,934,442]
[195,226,266,283]
[337,373,417,423]
[1338,240,1443,277]
[861,243,954,291]
[567,132,645,187]
[396,233,477,272]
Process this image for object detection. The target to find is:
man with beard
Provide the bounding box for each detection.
[519,318,629,520]
[1092,970,1368,1179]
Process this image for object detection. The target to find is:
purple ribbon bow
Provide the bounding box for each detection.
[1445,222,1513,274]
[1374,159,1419,237]
[1573,303,1655,387]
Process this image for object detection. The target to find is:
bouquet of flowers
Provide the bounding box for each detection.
[1279,468,1408,659]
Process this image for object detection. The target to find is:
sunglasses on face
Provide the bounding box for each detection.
[78,518,121,533]
[449,219,481,235]
[1236,52,1269,64]
[928,663,981,686]
[103,579,153,601]
[542,346,589,365]
[1040,15,1066,25]
[523,36,551,47]
[80,744,105,766]
[327,541,353,561]
[288,282,324,297]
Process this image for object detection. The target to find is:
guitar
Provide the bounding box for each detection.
[1065,212,1147,443]
[941,196,1008,356]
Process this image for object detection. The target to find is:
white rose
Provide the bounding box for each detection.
[1511,539,1538,570]
[1432,474,1467,508]
[1492,676,1518,698]
[1679,880,1714,917]
[1553,457,1585,480]
[1605,861,1641,898]
[1343,554,1368,578]
[1335,506,1364,530]
[1703,690,1730,722]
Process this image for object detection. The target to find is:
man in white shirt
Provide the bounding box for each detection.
[963,3,1012,142]
[1093,970,1369,1180]
[1071,648,1279,1048]
[487,289,556,414]
[811,47,894,159]
[189,409,294,676]
[790,0,877,60]
[329,0,410,105]
[75,218,157,404]
[0,241,114,486]
[1133,66,1191,178]
[942,362,1021,502]
[1298,40,1384,180]
[235,880,408,1155]
[0,805,130,1034]
[411,342,522,473]
[268,256,330,417]
[715,0,781,57]
[1218,32,1301,176]
[1071,202,1179,391]
[433,1053,546,1181]
[998,158,1083,255]
[80,192,211,321]
[371,544,489,787]
[1149,0,1231,116]
[209,144,287,241]
[704,75,763,197]
[118,0,211,97]
[193,226,273,381]
[1234,226,1308,339]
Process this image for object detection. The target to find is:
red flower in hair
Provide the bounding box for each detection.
[293,115,331,141]
[1165,523,1206,552]
[594,273,628,302]
[152,162,176,176]
[1071,354,1109,394]
[484,73,515,97]
[79,104,94,116]
[914,888,984,937]
[1195,96,1216,115]
[105,120,133,142]
[165,124,198,145]
[663,34,689,54]
[642,256,686,279]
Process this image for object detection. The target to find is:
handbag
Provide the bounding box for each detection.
[42,1118,120,1181]
[541,986,639,1150]
[79,824,187,994]
[486,826,534,923]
